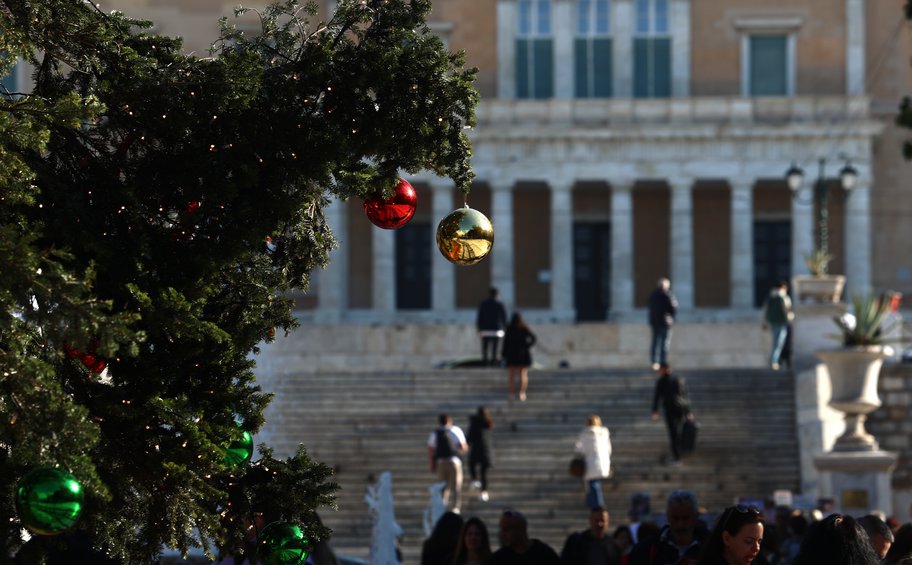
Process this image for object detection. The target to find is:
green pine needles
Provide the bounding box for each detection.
[0,0,477,561]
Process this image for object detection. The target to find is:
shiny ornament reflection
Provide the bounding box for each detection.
[223,428,254,468]
[258,521,310,565]
[436,206,494,266]
[363,178,417,229]
[16,468,85,535]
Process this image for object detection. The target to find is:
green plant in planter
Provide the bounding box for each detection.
[804,250,834,276]
[832,293,897,346]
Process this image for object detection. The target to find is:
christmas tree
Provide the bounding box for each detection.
[0,0,477,561]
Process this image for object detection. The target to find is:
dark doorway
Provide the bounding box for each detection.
[396,222,431,309]
[573,222,612,321]
[753,220,791,307]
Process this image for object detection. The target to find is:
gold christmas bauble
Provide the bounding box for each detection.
[436,206,494,266]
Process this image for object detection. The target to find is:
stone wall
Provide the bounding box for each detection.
[868,363,912,521]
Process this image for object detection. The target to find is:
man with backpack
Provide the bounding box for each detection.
[650,364,693,466]
[427,413,468,513]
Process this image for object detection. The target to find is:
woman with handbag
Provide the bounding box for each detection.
[574,414,612,510]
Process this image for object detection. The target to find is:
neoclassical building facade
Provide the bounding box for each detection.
[310,0,911,324]
[40,0,912,325]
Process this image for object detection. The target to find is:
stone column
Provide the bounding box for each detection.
[730,181,755,310]
[431,181,456,314]
[491,183,516,309]
[611,183,635,314]
[372,223,396,315]
[846,0,866,96]
[497,0,518,99]
[553,0,573,99]
[550,182,575,320]
[670,180,694,310]
[670,0,691,97]
[844,179,872,296]
[791,184,814,277]
[315,196,347,322]
[612,0,633,98]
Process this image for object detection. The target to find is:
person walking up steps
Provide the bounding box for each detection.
[467,406,494,502]
[477,287,508,367]
[502,312,536,402]
[762,280,794,370]
[428,414,469,514]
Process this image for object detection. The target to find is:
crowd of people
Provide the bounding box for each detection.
[419,487,912,565]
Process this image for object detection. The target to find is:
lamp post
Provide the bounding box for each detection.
[785,157,859,274]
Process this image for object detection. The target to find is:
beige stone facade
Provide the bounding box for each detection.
[94,0,912,325]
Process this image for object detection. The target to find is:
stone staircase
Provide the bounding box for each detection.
[257,367,800,563]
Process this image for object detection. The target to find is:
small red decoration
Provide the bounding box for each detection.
[363,178,417,229]
[63,341,107,374]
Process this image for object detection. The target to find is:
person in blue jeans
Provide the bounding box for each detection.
[574,414,612,510]
[648,278,678,370]
[762,280,794,370]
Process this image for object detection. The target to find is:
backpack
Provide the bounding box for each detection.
[434,428,455,459]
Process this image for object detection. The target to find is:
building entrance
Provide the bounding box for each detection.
[573,222,612,321]
[753,220,791,307]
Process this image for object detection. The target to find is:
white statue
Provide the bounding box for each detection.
[422,481,447,537]
[365,471,403,565]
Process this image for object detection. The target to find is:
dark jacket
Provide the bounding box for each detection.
[502,326,536,367]
[477,297,508,331]
[560,530,622,565]
[467,414,493,465]
[652,373,690,419]
[492,539,561,565]
[648,289,678,329]
[627,524,708,565]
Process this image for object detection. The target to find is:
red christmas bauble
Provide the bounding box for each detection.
[363,179,417,229]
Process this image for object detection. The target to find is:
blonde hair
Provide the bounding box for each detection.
[587,414,602,427]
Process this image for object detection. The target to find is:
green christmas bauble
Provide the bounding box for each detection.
[258,521,310,565]
[16,468,85,535]
[223,428,254,467]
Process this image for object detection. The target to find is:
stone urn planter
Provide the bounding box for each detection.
[792,274,846,304]
[815,346,890,452]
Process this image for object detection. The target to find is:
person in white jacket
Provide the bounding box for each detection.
[575,414,613,510]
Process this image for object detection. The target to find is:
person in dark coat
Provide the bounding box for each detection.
[467,406,494,502]
[648,278,678,370]
[492,509,560,565]
[501,312,536,402]
[560,506,622,565]
[477,287,509,366]
[627,490,708,565]
[651,363,693,465]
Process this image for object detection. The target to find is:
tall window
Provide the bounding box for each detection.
[575,0,612,98]
[747,35,789,96]
[633,0,670,98]
[517,0,553,99]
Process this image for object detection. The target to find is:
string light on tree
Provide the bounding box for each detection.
[435,205,494,266]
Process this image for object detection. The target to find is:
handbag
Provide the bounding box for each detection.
[568,454,586,478]
[681,420,699,454]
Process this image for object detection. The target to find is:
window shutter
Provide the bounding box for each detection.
[516,39,531,98]
[593,38,613,97]
[750,35,787,96]
[652,37,671,97]
[633,37,649,97]
[575,38,590,97]
[533,38,554,98]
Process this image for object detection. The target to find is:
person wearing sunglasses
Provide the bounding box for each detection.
[695,505,764,565]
